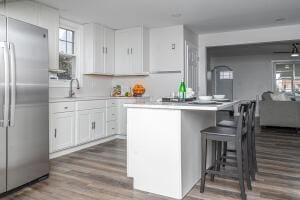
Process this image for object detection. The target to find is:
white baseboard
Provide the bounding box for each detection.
[116,134,127,139]
[50,134,124,159]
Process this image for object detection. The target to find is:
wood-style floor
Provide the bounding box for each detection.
[2,127,300,200]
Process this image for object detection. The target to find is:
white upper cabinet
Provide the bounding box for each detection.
[104,27,115,74]
[115,26,149,75]
[150,25,184,72]
[84,23,115,75]
[5,0,39,25]
[4,0,59,70]
[38,5,59,70]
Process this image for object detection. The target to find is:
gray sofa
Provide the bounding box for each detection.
[259,93,300,128]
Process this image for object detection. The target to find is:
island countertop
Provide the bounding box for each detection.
[124,101,237,111]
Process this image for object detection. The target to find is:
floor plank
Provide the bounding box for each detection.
[2,127,300,200]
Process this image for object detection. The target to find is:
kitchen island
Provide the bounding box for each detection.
[124,101,237,199]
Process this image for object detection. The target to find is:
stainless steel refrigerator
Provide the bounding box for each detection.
[0,15,49,195]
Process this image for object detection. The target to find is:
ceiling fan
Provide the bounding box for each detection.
[273,43,299,57]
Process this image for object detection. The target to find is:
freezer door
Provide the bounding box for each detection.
[0,15,6,194]
[6,18,49,191]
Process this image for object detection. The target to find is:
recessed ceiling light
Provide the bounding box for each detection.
[275,18,286,22]
[171,13,182,18]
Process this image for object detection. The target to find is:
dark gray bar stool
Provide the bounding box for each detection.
[218,101,258,180]
[200,104,251,200]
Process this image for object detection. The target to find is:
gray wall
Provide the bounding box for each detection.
[209,54,290,100]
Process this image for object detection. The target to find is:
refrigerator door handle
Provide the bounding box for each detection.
[9,42,16,127]
[0,42,10,127]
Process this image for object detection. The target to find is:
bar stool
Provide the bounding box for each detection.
[218,101,258,180]
[200,104,251,200]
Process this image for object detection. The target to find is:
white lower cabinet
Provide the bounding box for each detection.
[76,110,92,145]
[92,109,106,139]
[76,109,106,145]
[49,98,149,156]
[50,111,75,153]
[106,120,118,136]
[106,100,119,136]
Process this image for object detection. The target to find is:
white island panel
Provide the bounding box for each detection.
[127,108,182,198]
[126,101,237,199]
[181,110,215,196]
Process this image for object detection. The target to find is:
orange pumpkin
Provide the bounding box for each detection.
[132,84,145,96]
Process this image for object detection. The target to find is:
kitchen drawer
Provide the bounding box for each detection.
[106,107,118,121]
[106,99,119,107]
[106,120,118,136]
[50,102,75,113]
[76,100,106,111]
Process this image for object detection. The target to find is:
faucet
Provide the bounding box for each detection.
[69,78,80,98]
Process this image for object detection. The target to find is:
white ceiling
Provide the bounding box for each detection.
[35,0,300,34]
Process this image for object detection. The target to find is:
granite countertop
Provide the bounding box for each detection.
[49,96,150,103]
[124,101,238,111]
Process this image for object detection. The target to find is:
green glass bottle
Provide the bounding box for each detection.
[179,79,186,101]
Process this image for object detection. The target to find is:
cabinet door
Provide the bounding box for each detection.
[106,121,118,136]
[129,27,142,73]
[52,112,75,152]
[104,27,115,74]
[92,109,106,140]
[38,5,59,70]
[6,0,39,25]
[115,29,131,74]
[0,0,4,15]
[150,26,183,72]
[94,25,105,73]
[76,110,92,145]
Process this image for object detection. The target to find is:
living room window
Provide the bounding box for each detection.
[274,62,300,96]
[220,71,233,80]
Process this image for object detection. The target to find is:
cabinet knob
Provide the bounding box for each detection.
[64,106,68,109]
[172,44,176,50]
[54,129,57,138]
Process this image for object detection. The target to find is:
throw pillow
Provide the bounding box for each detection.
[271,92,290,101]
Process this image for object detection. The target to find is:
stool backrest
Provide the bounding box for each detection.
[249,100,256,130]
[236,103,250,141]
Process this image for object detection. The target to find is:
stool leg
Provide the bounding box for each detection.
[236,141,246,200]
[211,141,216,181]
[248,130,255,181]
[243,137,252,190]
[222,141,227,167]
[252,128,258,174]
[216,141,222,172]
[200,135,207,193]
